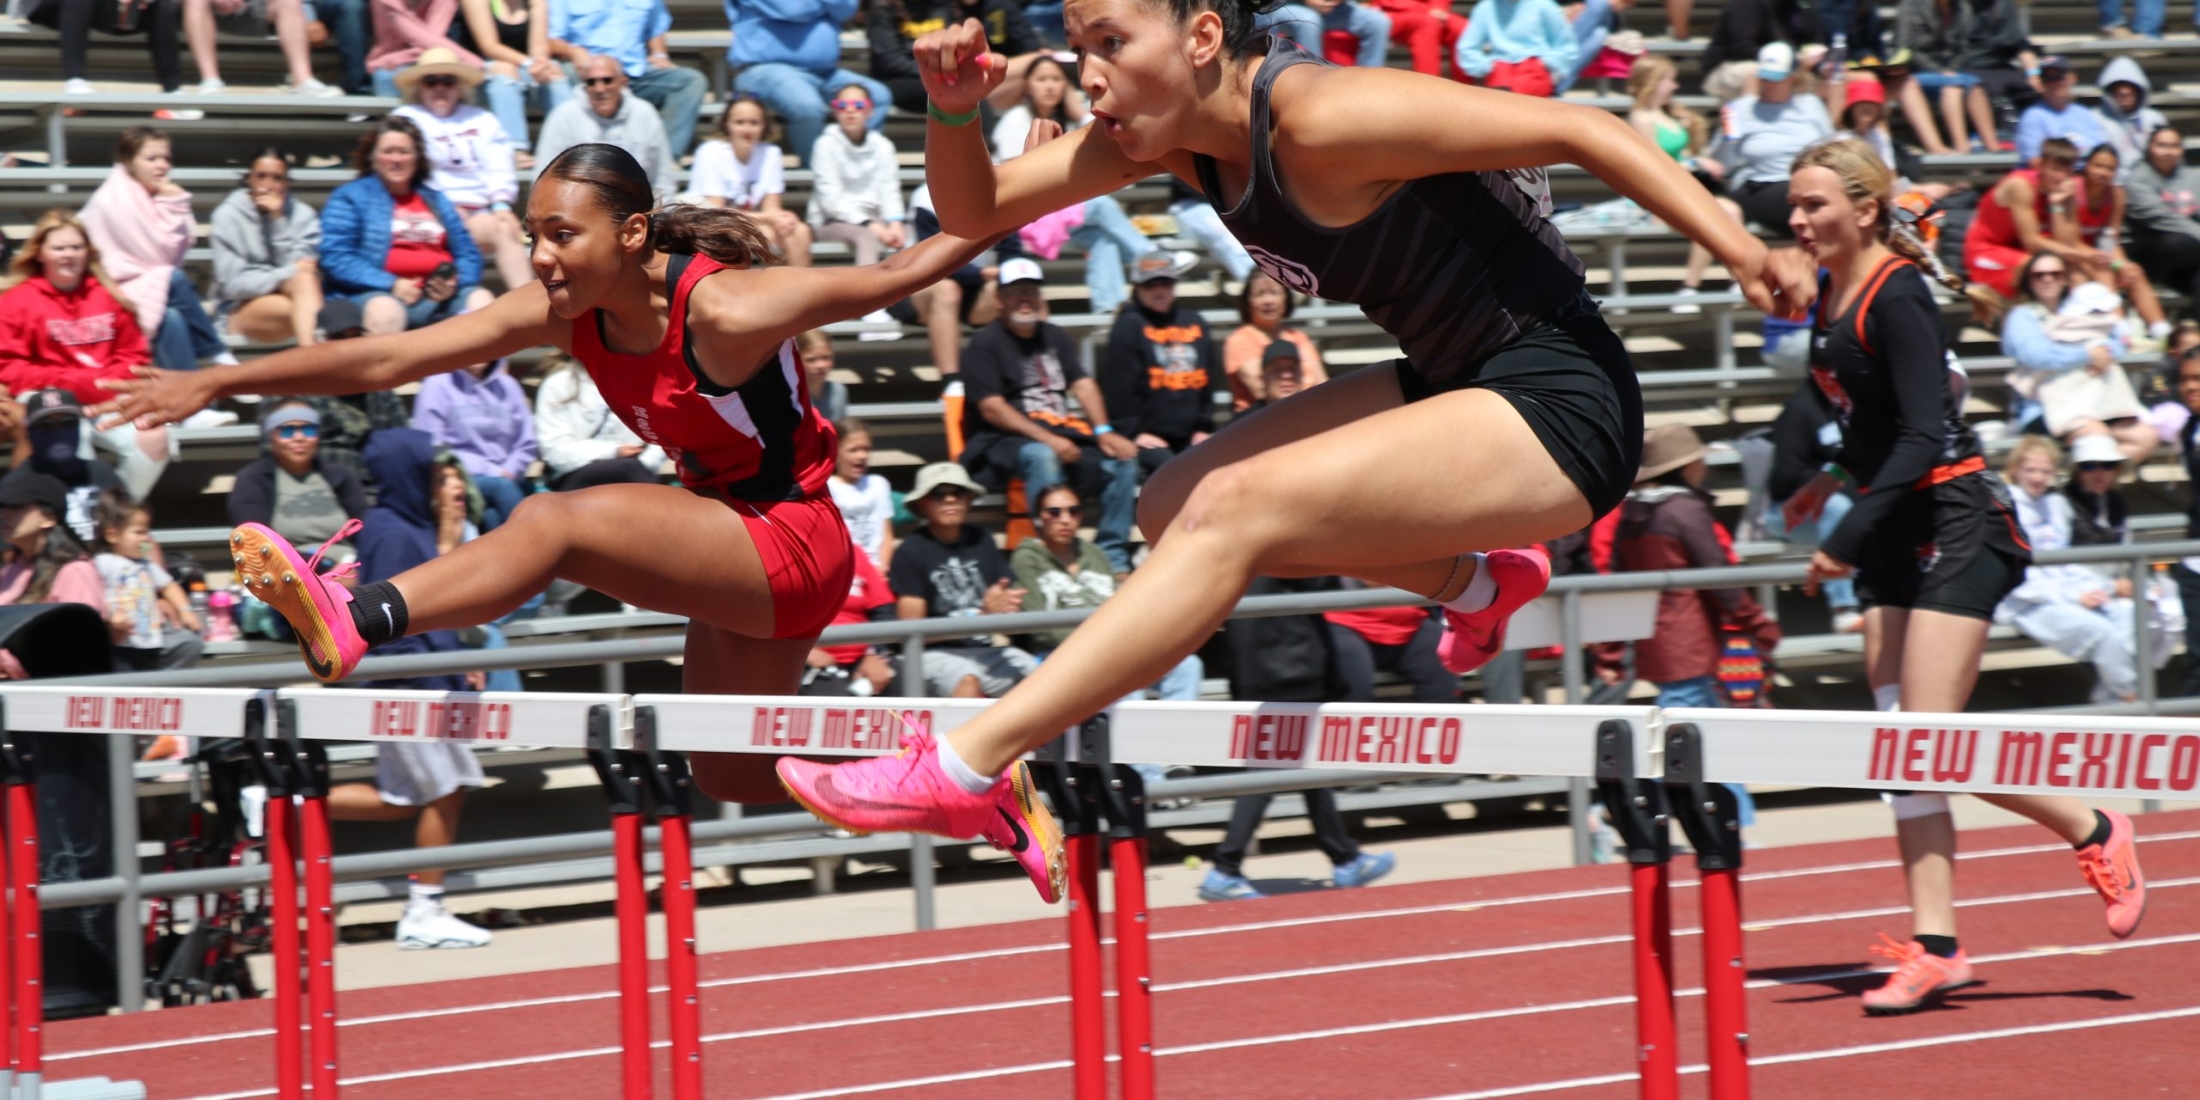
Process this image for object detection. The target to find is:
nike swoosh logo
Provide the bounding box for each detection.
[381,602,395,632]
[995,807,1031,854]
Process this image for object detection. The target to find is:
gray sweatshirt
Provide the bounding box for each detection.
[534,92,677,203]
[210,187,321,303]
[2092,57,2169,184]
[2126,158,2200,243]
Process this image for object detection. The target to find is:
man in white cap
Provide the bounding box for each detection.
[1716,41,1832,237]
[888,462,1041,697]
[956,258,1144,571]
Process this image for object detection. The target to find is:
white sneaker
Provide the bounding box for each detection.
[396,908,492,950]
[856,308,900,341]
[180,408,241,429]
[1671,287,1702,315]
[287,77,342,97]
[1166,249,1201,279]
[62,78,95,95]
[192,78,226,95]
[1833,609,1865,634]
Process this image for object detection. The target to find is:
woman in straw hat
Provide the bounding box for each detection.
[394,47,535,292]
[1781,137,2147,1015]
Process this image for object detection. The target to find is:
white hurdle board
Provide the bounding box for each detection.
[276,689,629,751]
[638,694,1661,780]
[1665,707,2200,802]
[0,686,267,740]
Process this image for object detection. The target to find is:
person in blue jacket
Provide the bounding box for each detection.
[319,116,492,337]
[327,426,497,950]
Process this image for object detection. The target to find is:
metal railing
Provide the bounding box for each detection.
[30,537,2200,1014]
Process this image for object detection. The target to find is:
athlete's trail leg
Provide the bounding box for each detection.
[947,376,1594,775]
[681,625,819,804]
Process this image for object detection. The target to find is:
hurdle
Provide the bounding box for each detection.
[5,686,2199,1100]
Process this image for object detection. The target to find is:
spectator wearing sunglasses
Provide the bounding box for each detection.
[226,401,371,569]
[535,55,678,202]
[1012,482,1204,697]
[727,0,893,162]
[806,86,905,267]
[544,0,704,156]
[393,49,533,293]
[889,463,1040,698]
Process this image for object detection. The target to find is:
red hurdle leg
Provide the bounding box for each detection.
[1063,833,1105,1100]
[300,792,338,1098]
[1630,861,1677,1100]
[1109,833,1155,1100]
[267,793,304,1100]
[1,782,16,1098]
[1698,867,1750,1100]
[612,811,651,1100]
[5,779,40,1098]
[658,812,702,1100]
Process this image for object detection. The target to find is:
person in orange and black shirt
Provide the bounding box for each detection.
[1102,251,1225,482]
[958,258,1143,571]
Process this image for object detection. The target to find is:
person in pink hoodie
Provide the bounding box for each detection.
[0,210,173,499]
[77,127,240,386]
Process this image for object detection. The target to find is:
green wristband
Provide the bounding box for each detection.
[927,101,980,127]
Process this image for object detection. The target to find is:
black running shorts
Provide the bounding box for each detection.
[1851,472,2032,621]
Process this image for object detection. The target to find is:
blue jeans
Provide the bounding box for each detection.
[476,622,523,693]
[1912,71,1981,92]
[2009,598,2140,701]
[1258,2,1390,67]
[352,287,481,329]
[628,65,708,157]
[1169,198,1253,280]
[1763,491,1858,612]
[482,67,573,150]
[1653,675,1757,827]
[370,67,400,98]
[1012,440,1141,572]
[1558,0,1609,92]
[471,474,527,532]
[731,64,892,172]
[1069,195,1158,314]
[2098,0,2172,33]
[328,0,370,95]
[153,268,226,371]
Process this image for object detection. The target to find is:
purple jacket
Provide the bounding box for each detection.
[410,360,538,479]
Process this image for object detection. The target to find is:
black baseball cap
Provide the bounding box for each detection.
[22,388,82,427]
[0,472,69,516]
[318,298,365,338]
[1260,339,1301,368]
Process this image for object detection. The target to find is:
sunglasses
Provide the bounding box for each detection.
[1040,505,1083,518]
[582,76,621,87]
[274,424,320,440]
[2030,269,2067,279]
[829,99,871,110]
[2076,461,2119,471]
[927,487,973,501]
[420,75,460,88]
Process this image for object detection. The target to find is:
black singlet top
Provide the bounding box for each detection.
[1808,257,1981,565]
[448,0,530,56]
[1191,42,1587,383]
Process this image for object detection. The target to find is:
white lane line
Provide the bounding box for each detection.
[76,830,2200,1065]
[1404,1004,2200,1099]
[165,930,2200,1100]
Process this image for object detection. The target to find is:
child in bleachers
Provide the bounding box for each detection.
[92,491,205,672]
[79,129,245,390]
[806,85,905,268]
[687,95,814,268]
[830,417,896,570]
[799,329,847,424]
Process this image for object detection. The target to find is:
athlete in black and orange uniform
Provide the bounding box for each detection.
[98,143,1067,901]
[1782,138,2147,1016]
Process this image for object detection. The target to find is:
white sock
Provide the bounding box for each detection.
[1441,553,1496,614]
[935,737,998,795]
[1874,684,1902,712]
[407,880,444,914]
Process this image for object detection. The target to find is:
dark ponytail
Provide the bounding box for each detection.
[1146,0,1278,59]
[540,143,777,268]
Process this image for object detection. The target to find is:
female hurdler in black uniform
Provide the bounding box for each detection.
[1781,138,2147,1015]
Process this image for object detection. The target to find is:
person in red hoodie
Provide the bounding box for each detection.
[0,210,172,499]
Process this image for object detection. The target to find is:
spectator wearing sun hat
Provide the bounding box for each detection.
[888,462,1040,698]
[393,46,533,293]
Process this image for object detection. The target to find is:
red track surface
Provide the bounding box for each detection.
[49,809,2200,1100]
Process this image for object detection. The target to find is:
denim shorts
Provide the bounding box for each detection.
[352,287,476,330]
[1912,71,1981,91]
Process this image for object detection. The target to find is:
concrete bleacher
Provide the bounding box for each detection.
[2,0,2196,700]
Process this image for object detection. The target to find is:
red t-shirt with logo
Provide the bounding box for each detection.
[385,193,451,280]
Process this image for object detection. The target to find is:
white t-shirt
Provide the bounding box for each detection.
[829,474,894,567]
[687,139,786,210]
[989,106,1087,164]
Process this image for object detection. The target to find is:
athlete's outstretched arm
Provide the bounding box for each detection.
[688,231,1004,386]
[1287,66,1815,317]
[908,19,1188,238]
[95,284,565,428]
